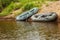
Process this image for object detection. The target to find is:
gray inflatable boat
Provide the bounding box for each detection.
[31,12,57,22]
[16,7,39,21]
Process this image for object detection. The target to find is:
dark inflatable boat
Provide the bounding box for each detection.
[16,7,39,21]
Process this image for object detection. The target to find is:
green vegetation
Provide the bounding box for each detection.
[0,2,23,16]
[0,0,58,17]
[49,0,59,1]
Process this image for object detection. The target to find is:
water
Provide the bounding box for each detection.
[0,21,60,40]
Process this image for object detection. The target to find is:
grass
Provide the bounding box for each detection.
[0,2,23,16]
[0,0,58,17]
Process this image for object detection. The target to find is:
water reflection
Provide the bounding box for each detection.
[0,21,59,40]
[16,21,58,40]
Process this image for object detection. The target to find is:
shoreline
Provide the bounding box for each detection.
[0,18,58,22]
[0,18,16,21]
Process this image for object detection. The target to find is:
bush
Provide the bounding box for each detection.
[23,1,42,11]
[0,2,22,16]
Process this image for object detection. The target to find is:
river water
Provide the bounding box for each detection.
[0,21,60,40]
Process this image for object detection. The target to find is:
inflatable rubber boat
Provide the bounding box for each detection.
[16,7,39,21]
[31,12,57,22]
